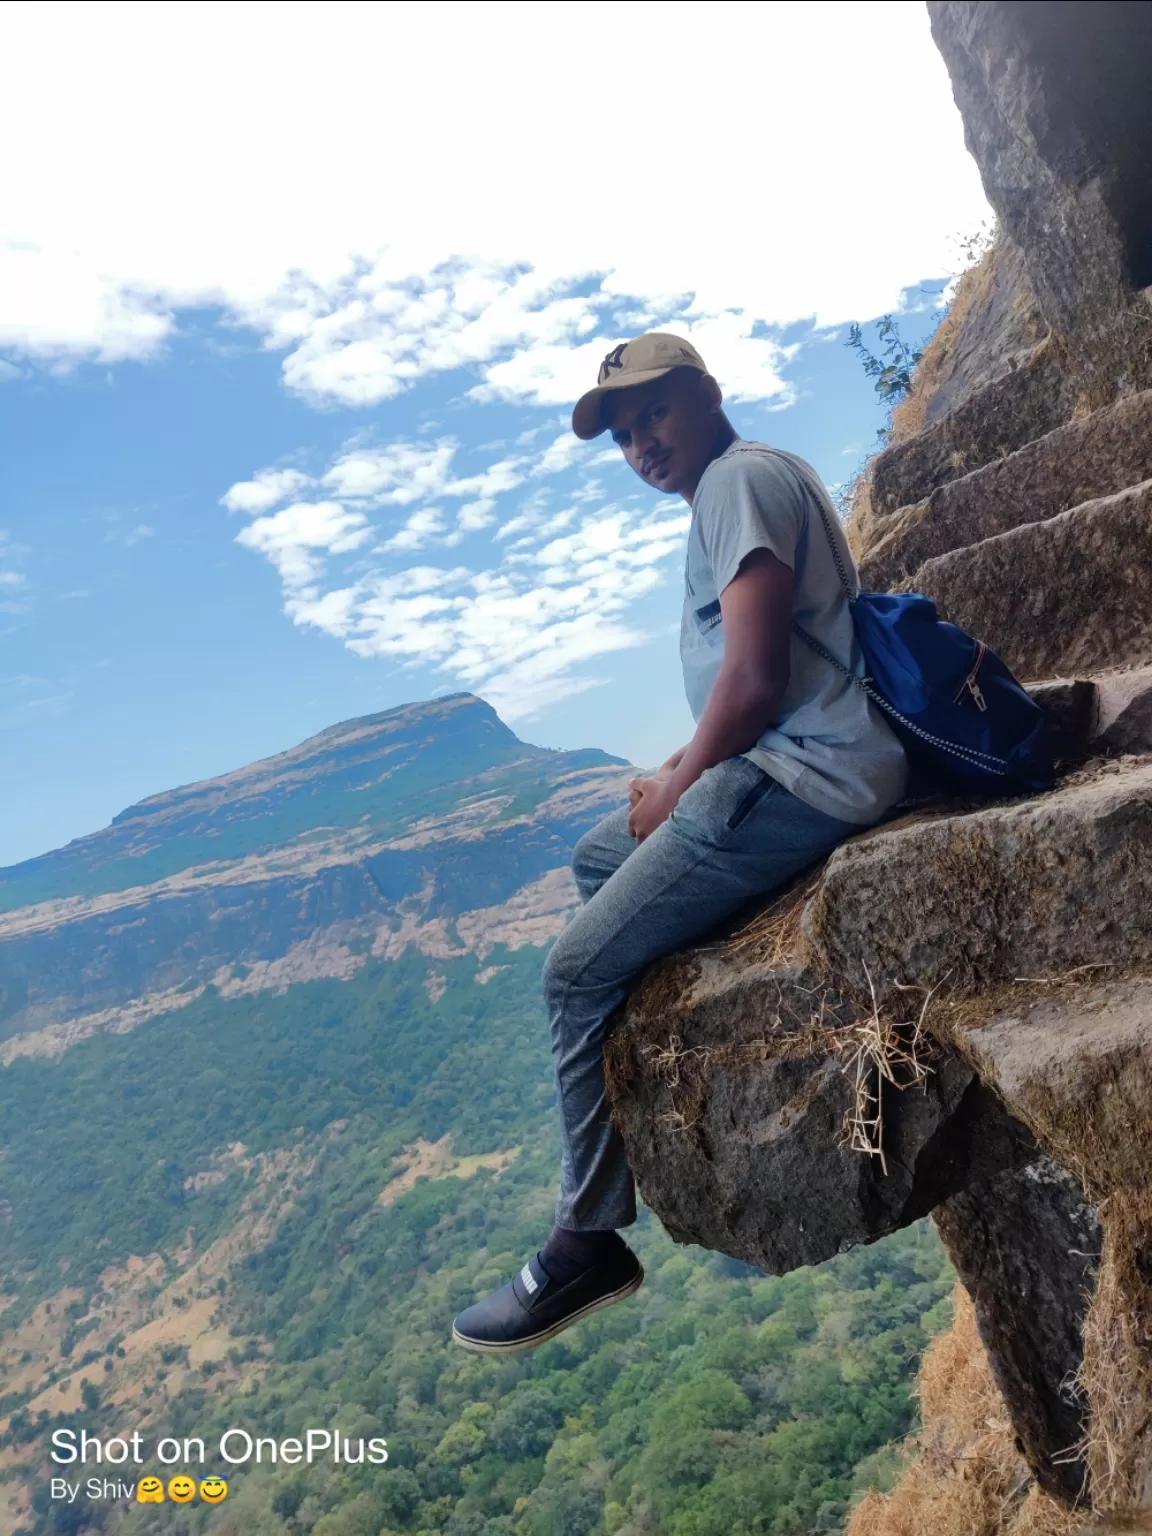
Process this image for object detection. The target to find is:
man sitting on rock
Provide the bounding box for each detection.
[452,332,908,1354]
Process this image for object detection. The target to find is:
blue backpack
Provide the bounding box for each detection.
[788,457,1057,796]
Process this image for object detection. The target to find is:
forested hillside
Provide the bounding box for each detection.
[0,704,954,1536]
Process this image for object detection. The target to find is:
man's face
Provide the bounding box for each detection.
[607,371,722,497]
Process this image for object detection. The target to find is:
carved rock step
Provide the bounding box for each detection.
[1028,677,1098,753]
[605,956,1030,1274]
[1032,664,1152,758]
[1095,665,1152,754]
[871,339,1073,518]
[807,759,1152,993]
[907,477,1152,681]
[940,974,1152,1503]
[934,1155,1100,1501]
[861,388,1152,591]
[942,973,1152,1201]
[610,761,1152,1271]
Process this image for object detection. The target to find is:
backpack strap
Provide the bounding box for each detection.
[764,448,860,602]
[758,448,860,675]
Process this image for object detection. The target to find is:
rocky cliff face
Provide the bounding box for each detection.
[606,4,1152,1528]
[0,694,630,1061]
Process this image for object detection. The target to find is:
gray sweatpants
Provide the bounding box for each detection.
[544,755,860,1231]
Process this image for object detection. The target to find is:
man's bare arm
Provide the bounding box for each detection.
[628,548,793,839]
[655,745,688,777]
[630,745,688,809]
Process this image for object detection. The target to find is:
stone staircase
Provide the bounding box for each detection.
[606,313,1152,1510]
[861,387,1152,589]
[869,337,1075,517]
[861,378,1152,681]
[904,478,1152,678]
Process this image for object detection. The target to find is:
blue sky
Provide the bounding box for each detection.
[0,1,990,868]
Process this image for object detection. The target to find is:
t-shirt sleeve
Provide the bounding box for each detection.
[693,451,809,594]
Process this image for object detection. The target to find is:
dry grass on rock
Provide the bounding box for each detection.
[726,878,820,970]
[1075,1194,1152,1511]
[849,1287,1081,1536]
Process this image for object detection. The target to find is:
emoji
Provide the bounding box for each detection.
[137,1476,165,1503]
[199,1476,229,1504]
[167,1475,197,1503]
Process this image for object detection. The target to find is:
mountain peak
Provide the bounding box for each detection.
[0,694,623,913]
[124,692,513,818]
[295,692,500,750]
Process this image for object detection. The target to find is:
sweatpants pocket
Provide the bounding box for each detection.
[725,771,778,830]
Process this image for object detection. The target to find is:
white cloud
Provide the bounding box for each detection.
[316,437,531,527]
[225,429,606,552]
[329,514,689,718]
[0,242,171,362]
[381,507,453,552]
[227,428,691,717]
[236,500,372,589]
[221,467,313,514]
[260,264,608,408]
[323,441,457,506]
[0,3,990,405]
[474,335,624,409]
[534,431,591,478]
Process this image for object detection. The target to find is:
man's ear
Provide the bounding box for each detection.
[700,373,724,413]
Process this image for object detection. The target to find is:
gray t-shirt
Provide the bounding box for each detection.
[681,440,907,825]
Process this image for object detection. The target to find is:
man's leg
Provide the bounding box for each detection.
[547,758,856,1232]
[452,757,860,1353]
[570,805,635,903]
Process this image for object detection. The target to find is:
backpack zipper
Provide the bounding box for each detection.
[954,642,988,711]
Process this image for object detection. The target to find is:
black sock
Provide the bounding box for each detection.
[538,1226,625,1284]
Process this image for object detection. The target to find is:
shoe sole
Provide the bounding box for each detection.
[451,1264,645,1355]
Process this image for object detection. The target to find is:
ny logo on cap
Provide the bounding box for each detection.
[597,344,628,384]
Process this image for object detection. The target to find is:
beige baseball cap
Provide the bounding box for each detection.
[572,332,708,440]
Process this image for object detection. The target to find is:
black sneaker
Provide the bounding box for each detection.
[451,1245,644,1354]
